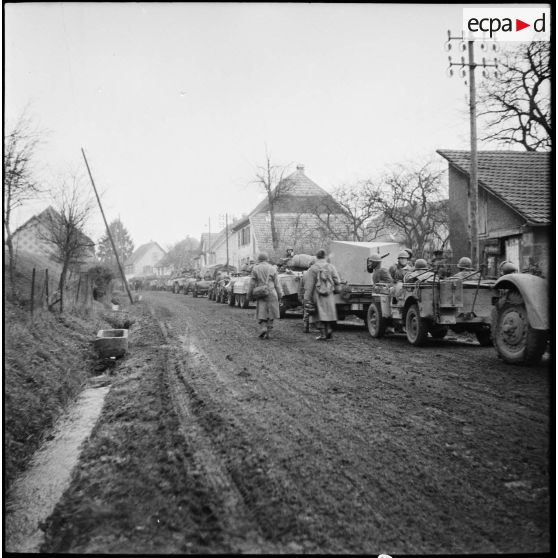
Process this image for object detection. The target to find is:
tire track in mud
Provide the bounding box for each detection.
[146,292,549,553]
[151,298,501,552]
[152,309,299,553]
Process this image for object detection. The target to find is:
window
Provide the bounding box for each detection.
[240,225,250,246]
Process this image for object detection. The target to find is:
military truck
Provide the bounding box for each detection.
[491,272,549,365]
[329,240,400,321]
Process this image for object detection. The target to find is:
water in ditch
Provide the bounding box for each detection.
[5,383,110,553]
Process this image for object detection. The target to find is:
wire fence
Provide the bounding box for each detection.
[7,265,96,318]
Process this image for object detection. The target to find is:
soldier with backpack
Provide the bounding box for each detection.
[303,249,341,340]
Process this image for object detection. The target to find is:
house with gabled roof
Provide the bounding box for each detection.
[227,164,348,267]
[11,206,96,265]
[437,150,550,278]
[196,232,221,269]
[124,241,166,279]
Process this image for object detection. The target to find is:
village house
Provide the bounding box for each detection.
[221,164,348,269]
[10,206,96,266]
[124,241,167,279]
[437,150,550,278]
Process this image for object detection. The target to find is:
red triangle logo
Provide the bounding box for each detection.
[516,19,530,31]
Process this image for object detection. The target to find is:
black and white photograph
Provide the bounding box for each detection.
[4,2,551,554]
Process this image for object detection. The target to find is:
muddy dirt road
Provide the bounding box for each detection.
[141,290,549,554]
[33,290,550,554]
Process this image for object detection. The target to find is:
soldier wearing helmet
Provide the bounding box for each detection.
[499,260,518,276]
[389,250,414,282]
[404,259,435,283]
[367,253,393,284]
[451,256,480,280]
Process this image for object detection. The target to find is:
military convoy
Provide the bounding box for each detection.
[164,241,548,366]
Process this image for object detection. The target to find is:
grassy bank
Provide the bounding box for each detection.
[4,299,111,490]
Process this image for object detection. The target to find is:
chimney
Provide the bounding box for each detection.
[296,164,305,173]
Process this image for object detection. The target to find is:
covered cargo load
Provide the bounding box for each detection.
[329,241,400,285]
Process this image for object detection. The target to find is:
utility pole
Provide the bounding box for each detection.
[81,148,134,304]
[208,217,211,266]
[445,31,498,269]
[225,213,229,268]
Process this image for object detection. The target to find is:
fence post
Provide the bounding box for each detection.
[75,273,82,305]
[45,269,50,309]
[30,268,36,318]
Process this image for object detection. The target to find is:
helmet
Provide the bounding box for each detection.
[398,250,410,259]
[369,253,382,262]
[500,261,518,274]
[414,258,428,269]
[457,257,472,269]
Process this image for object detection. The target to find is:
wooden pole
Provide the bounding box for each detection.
[81,148,134,304]
[468,40,479,269]
[45,269,49,308]
[30,268,36,318]
[225,213,229,268]
[75,273,82,305]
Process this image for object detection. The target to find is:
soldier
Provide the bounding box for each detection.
[451,257,480,280]
[389,250,414,282]
[247,252,283,339]
[298,257,316,333]
[499,261,518,276]
[404,259,435,282]
[367,254,393,284]
[430,249,449,278]
[303,249,341,341]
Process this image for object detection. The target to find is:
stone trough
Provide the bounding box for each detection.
[94,329,129,359]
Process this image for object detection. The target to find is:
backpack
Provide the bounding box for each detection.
[316,265,334,296]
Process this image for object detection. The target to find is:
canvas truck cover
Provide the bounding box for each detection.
[329,241,400,285]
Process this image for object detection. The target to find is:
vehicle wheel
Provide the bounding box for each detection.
[493,300,546,364]
[367,301,386,338]
[173,284,179,294]
[430,325,448,339]
[229,293,235,306]
[192,288,198,298]
[475,328,493,347]
[241,294,249,308]
[405,303,428,346]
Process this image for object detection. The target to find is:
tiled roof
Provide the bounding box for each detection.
[250,166,341,216]
[125,241,166,265]
[437,150,551,224]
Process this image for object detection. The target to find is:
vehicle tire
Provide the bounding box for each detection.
[229,293,235,306]
[430,325,448,339]
[192,288,198,298]
[241,294,249,308]
[475,327,493,347]
[493,300,547,364]
[405,303,428,346]
[279,301,287,319]
[367,301,386,338]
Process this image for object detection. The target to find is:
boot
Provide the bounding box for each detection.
[325,323,333,340]
[304,321,310,333]
[315,325,327,341]
[258,323,267,338]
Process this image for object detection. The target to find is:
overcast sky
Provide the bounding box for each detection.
[4,3,541,249]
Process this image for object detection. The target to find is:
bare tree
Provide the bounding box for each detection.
[162,236,200,273]
[253,148,294,254]
[41,175,95,312]
[375,163,449,256]
[311,181,386,242]
[3,111,44,297]
[478,41,551,151]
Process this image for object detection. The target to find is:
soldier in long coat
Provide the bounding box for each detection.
[247,252,283,339]
[298,257,316,333]
[303,249,341,340]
